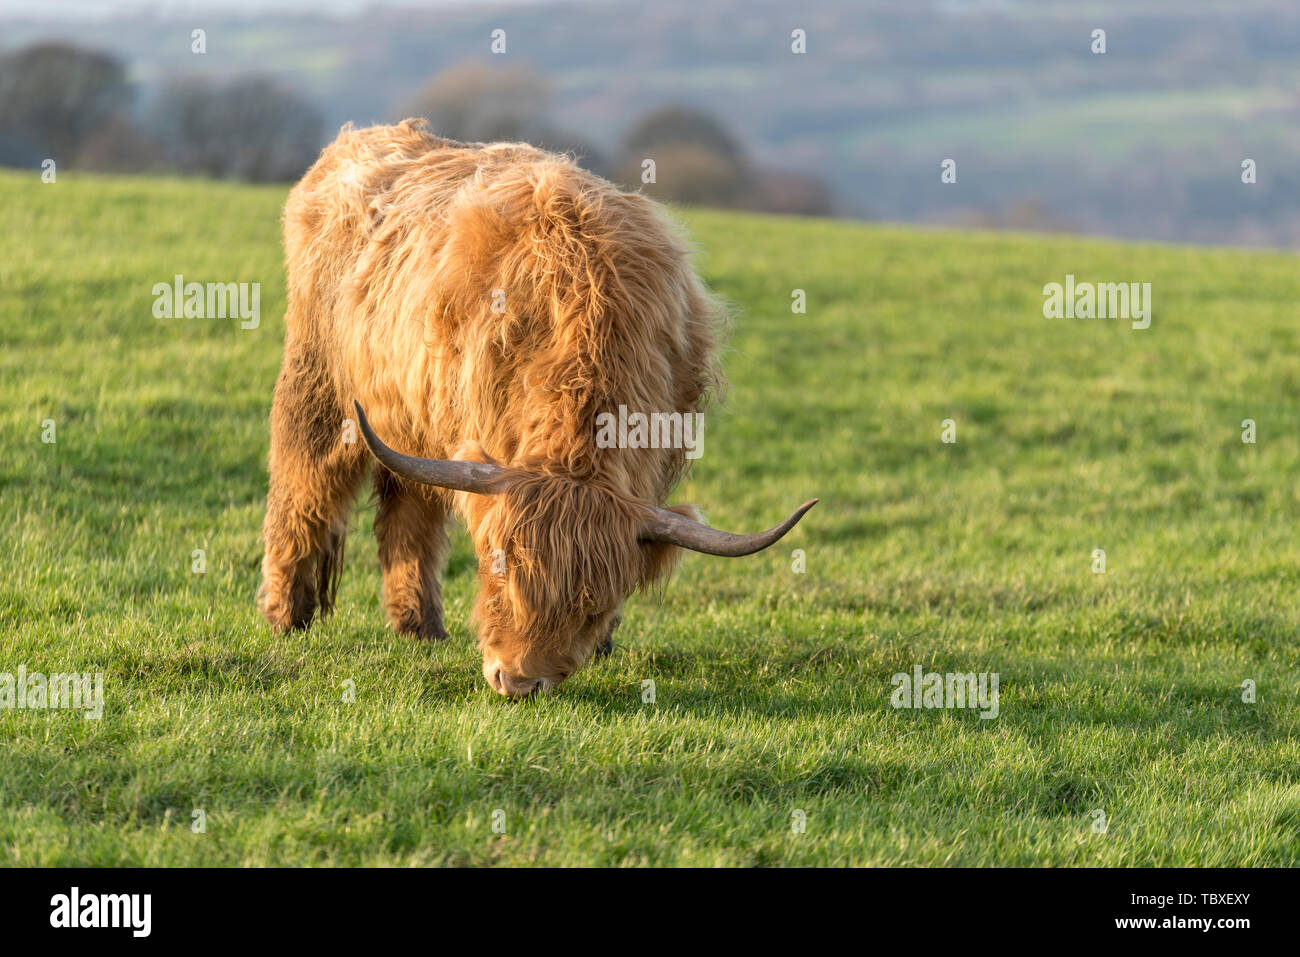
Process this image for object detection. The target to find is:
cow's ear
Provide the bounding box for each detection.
[451,440,501,467]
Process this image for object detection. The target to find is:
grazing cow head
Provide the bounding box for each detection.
[354,402,816,697]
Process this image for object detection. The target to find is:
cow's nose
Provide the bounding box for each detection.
[490,665,539,698]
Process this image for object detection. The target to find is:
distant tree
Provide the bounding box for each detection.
[152,76,323,182]
[525,125,609,178]
[399,62,549,143]
[615,106,759,209]
[0,132,42,169]
[0,43,132,165]
[398,63,608,176]
[619,106,746,164]
[76,113,162,174]
[615,142,754,208]
[755,168,834,217]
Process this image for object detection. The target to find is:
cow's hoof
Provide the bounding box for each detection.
[393,616,450,641]
[595,614,621,658]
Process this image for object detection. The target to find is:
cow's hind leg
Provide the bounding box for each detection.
[259,350,365,632]
[374,468,451,640]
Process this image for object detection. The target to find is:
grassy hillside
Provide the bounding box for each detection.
[1,168,1297,866]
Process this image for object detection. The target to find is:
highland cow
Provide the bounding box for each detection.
[258,120,815,696]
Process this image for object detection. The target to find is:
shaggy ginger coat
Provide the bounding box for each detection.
[259,120,725,686]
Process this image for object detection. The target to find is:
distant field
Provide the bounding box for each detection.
[1,168,1297,865]
[852,86,1300,159]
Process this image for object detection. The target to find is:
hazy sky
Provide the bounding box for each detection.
[0,0,550,18]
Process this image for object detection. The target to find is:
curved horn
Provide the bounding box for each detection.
[639,498,818,557]
[353,401,511,494]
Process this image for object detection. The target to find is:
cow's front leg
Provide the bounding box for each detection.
[259,355,365,632]
[373,468,451,640]
[595,613,623,658]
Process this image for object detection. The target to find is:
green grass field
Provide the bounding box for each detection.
[2,168,1298,866]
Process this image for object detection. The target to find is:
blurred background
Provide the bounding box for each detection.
[1,0,1298,247]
